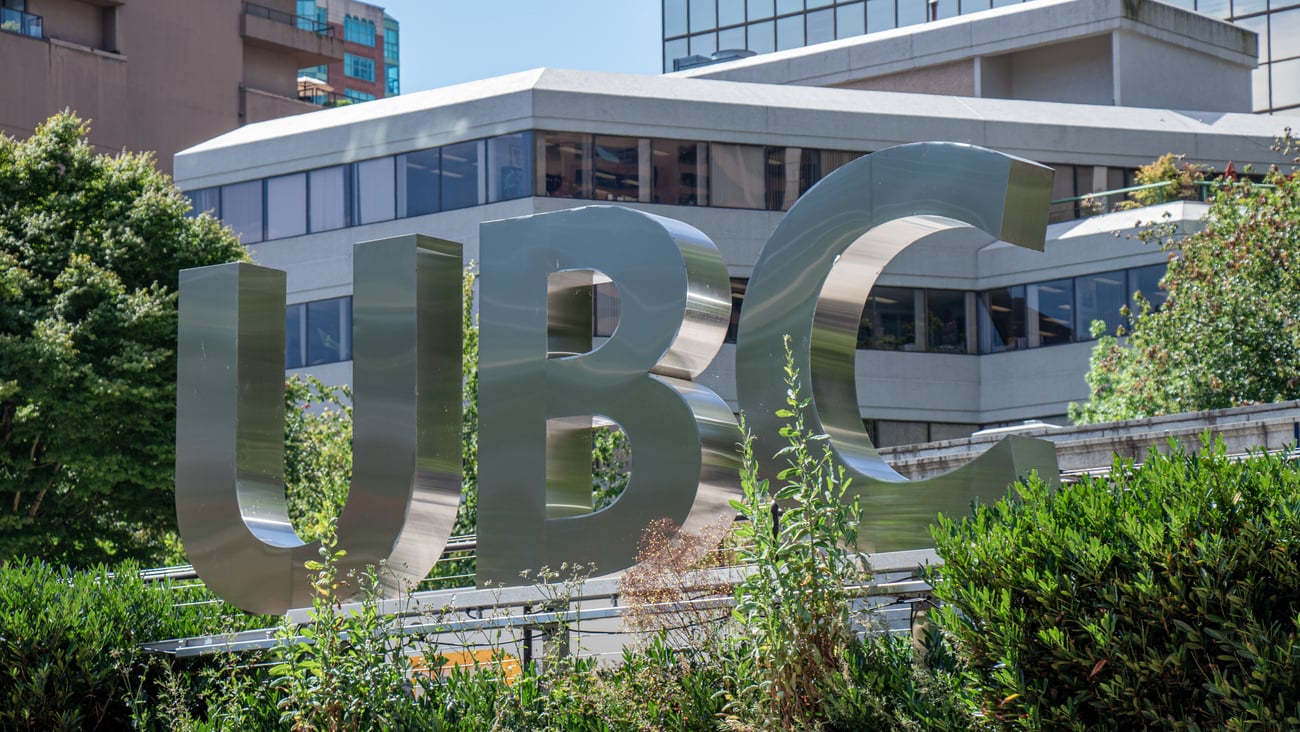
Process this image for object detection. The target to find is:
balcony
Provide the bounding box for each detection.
[241,2,342,67]
[0,7,43,39]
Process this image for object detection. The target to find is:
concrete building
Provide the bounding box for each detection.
[296,0,399,105]
[0,0,344,173]
[662,0,1299,114]
[174,0,1289,447]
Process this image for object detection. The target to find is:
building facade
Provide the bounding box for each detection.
[662,0,1299,114]
[295,0,398,105]
[0,0,344,173]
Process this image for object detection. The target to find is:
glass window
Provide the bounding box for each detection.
[720,0,746,25]
[978,285,1026,353]
[300,64,327,82]
[806,8,834,44]
[665,37,689,70]
[537,132,592,199]
[265,173,307,240]
[1074,271,1128,339]
[719,25,745,49]
[306,297,352,366]
[355,157,395,224]
[898,0,927,26]
[187,187,219,217]
[285,303,304,369]
[1232,0,1268,17]
[710,143,766,209]
[725,278,747,343]
[488,132,533,203]
[1033,279,1073,346]
[836,2,865,38]
[385,64,399,96]
[1237,14,1267,59]
[860,287,917,350]
[344,88,376,102]
[866,0,896,31]
[776,14,804,49]
[665,0,688,36]
[690,0,717,32]
[397,149,439,218]
[747,0,775,19]
[932,0,958,20]
[1273,58,1300,109]
[1252,65,1271,112]
[344,15,375,45]
[593,136,642,202]
[808,0,832,7]
[442,139,484,210]
[776,0,803,13]
[747,20,776,52]
[384,23,399,60]
[220,180,263,244]
[798,148,863,196]
[962,0,992,11]
[1129,263,1168,314]
[344,53,376,82]
[765,146,802,211]
[927,289,968,353]
[309,166,349,232]
[652,139,708,205]
[690,31,718,55]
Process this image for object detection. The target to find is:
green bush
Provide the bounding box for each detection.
[931,441,1300,730]
[0,559,255,731]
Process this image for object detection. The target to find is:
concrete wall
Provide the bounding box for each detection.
[834,60,975,96]
[1114,31,1252,112]
[979,35,1114,106]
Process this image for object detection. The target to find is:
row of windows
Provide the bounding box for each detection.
[344,52,375,82]
[286,296,352,369]
[344,14,375,46]
[385,63,399,96]
[383,21,399,62]
[596,264,1166,355]
[187,130,1141,243]
[344,88,376,102]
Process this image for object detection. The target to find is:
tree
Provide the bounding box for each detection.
[0,113,246,565]
[1071,138,1300,423]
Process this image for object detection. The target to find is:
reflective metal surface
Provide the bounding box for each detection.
[736,142,1060,552]
[477,206,740,586]
[176,235,463,614]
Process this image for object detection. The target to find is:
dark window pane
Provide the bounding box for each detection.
[748,0,775,19]
[765,146,802,210]
[266,173,307,240]
[187,187,219,218]
[690,0,717,31]
[593,135,643,202]
[720,0,746,25]
[442,139,483,210]
[665,0,688,36]
[306,297,352,366]
[488,132,533,202]
[776,14,803,49]
[1075,271,1127,339]
[221,180,263,244]
[309,166,349,232]
[1129,263,1167,314]
[837,2,865,38]
[537,131,592,199]
[978,285,1026,352]
[725,278,747,343]
[927,289,967,352]
[1034,279,1073,346]
[860,287,916,350]
[398,149,440,217]
[652,139,708,205]
[286,303,304,369]
[748,20,775,52]
[867,0,896,31]
[807,7,834,44]
[710,143,766,209]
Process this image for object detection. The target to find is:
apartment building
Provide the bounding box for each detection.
[295,0,398,105]
[0,0,344,173]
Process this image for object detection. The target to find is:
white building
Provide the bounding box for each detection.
[175,0,1289,447]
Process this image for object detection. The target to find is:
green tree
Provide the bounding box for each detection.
[0,114,246,565]
[1070,142,1300,423]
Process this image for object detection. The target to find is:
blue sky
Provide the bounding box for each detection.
[379,1,663,93]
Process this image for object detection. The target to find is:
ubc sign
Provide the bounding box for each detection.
[176,142,1061,614]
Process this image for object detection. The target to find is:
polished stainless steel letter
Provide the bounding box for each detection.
[176,235,463,614]
[477,206,740,586]
[736,142,1060,551]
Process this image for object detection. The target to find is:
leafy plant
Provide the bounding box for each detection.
[1114,153,1206,210]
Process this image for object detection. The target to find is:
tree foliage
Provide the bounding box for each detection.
[1071,140,1300,423]
[0,114,246,566]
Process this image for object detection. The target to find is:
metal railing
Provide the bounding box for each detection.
[1049,178,1276,222]
[0,7,42,39]
[243,2,333,35]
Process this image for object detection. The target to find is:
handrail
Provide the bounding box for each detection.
[1050,178,1276,207]
[243,1,334,36]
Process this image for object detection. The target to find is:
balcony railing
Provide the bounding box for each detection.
[243,2,333,35]
[0,7,43,39]
[1049,179,1275,222]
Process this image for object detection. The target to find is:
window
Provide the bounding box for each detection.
[665,0,688,37]
[286,297,354,367]
[286,302,304,369]
[765,147,800,211]
[747,20,775,53]
[776,14,803,50]
[866,0,895,31]
[385,64,399,96]
[354,157,395,224]
[537,132,592,199]
[441,139,483,210]
[927,289,968,353]
[1074,271,1128,340]
[345,53,375,81]
[344,88,376,102]
[488,132,533,203]
[860,287,917,350]
[397,149,440,217]
[1032,279,1073,346]
[978,285,1027,353]
[806,7,834,44]
[593,136,643,202]
[187,188,220,218]
[720,0,746,26]
[384,21,399,61]
[652,139,708,206]
[344,14,375,45]
[689,0,716,32]
[220,180,263,244]
[747,0,775,19]
[725,279,747,343]
[300,64,327,82]
[265,173,307,240]
[837,2,865,38]
[710,143,766,209]
[1129,263,1167,314]
[309,166,349,232]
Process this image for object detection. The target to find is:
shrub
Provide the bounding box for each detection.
[931,440,1300,730]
